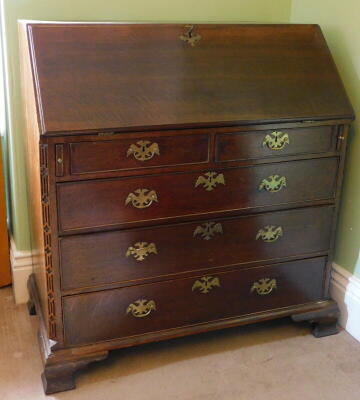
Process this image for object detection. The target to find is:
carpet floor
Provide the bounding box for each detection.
[1,286,360,400]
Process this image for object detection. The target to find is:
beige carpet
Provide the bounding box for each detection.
[1,286,360,400]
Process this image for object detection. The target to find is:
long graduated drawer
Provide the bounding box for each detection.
[63,257,326,346]
[59,206,333,290]
[57,157,338,233]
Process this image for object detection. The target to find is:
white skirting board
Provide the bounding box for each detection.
[10,238,33,304]
[331,263,360,343]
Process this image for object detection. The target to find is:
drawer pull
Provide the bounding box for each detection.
[251,278,277,295]
[256,226,283,242]
[195,172,225,191]
[126,299,156,318]
[126,242,158,261]
[259,175,287,193]
[192,276,221,294]
[193,222,223,240]
[125,188,158,209]
[126,140,160,161]
[263,131,289,150]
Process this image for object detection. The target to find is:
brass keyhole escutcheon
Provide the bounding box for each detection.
[180,25,201,46]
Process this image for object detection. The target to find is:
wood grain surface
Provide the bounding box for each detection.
[27,24,354,134]
[63,257,326,346]
[59,206,333,291]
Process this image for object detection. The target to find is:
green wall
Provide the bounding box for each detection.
[2,0,292,251]
[291,0,360,277]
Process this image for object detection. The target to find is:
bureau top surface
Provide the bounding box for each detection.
[24,22,354,135]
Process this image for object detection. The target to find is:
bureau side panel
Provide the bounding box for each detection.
[324,124,351,297]
[19,22,63,342]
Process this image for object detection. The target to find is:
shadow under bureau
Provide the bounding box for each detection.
[19,22,354,394]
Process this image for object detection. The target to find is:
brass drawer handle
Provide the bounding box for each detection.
[195,171,225,191]
[251,278,277,295]
[192,276,220,294]
[259,175,287,193]
[126,140,160,161]
[126,299,156,318]
[126,242,158,261]
[263,131,289,150]
[125,188,158,209]
[193,222,223,240]
[256,226,283,242]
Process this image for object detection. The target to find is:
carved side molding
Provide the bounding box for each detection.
[40,144,57,340]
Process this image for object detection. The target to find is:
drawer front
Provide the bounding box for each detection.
[60,206,333,290]
[63,257,326,346]
[216,126,337,162]
[57,157,338,232]
[70,134,209,174]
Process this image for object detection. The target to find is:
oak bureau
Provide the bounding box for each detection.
[19,22,354,394]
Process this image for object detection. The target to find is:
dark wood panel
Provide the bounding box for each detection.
[70,134,209,174]
[57,157,338,232]
[63,257,326,346]
[60,206,333,290]
[28,24,354,135]
[216,126,336,161]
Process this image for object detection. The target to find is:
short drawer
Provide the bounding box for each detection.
[216,126,337,162]
[57,157,338,232]
[60,206,333,290]
[69,134,209,174]
[63,257,326,346]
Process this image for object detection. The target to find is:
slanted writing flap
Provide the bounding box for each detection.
[27,23,354,135]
